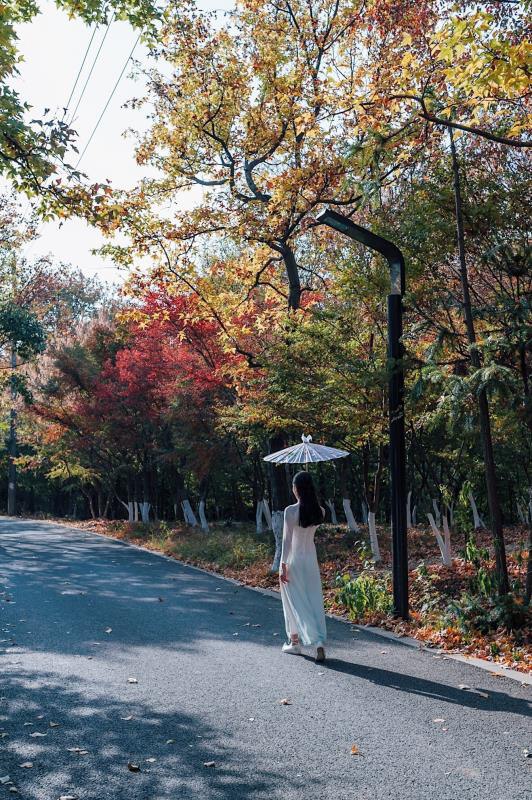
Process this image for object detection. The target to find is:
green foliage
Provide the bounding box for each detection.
[412,562,446,614]
[461,538,497,598]
[335,568,393,618]
[0,302,46,359]
[0,0,161,199]
[454,481,474,541]
[445,592,529,635]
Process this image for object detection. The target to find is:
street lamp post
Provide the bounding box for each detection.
[316,208,409,619]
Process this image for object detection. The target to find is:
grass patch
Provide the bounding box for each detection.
[168,527,273,570]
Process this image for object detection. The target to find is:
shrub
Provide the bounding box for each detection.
[444,592,530,635]
[335,568,393,618]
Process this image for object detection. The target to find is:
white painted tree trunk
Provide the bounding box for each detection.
[133,501,139,522]
[361,502,368,524]
[367,511,381,562]
[262,499,272,530]
[198,500,209,532]
[118,499,135,522]
[342,498,359,532]
[270,510,284,573]
[181,499,198,527]
[432,499,441,528]
[140,502,150,523]
[406,491,413,529]
[412,505,417,526]
[255,499,273,534]
[427,513,452,567]
[468,492,484,528]
[256,501,264,534]
[325,499,338,525]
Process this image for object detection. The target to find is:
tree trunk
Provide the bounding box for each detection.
[280,242,301,310]
[140,502,150,523]
[525,519,532,605]
[367,512,381,562]
[325,499,338,525]
[342,498,359,533]
[339,457,358,532]
[7,347,17,516]
[450,129,509,594]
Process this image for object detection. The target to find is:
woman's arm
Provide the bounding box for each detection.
[280,507,294,583]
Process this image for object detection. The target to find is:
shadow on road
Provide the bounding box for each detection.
[0,668,293,800]
[301,655,531,718]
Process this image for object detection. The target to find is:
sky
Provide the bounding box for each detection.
[15,0,231,285]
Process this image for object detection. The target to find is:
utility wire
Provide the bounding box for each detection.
[64,23,99,114]
[68,13,115,125]
[75,34,141,168]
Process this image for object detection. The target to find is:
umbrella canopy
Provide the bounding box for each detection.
[263,434,350,465]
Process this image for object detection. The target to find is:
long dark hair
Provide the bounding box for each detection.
[293,471,323,528]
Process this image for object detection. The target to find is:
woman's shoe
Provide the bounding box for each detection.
[282,641,302,655]
[315,646,326,663]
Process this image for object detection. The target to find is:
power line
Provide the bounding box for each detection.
[75,33,141,169]
[68,13,115,125]
[64,23,99,114]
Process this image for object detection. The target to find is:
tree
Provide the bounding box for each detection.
[0,0,160,219]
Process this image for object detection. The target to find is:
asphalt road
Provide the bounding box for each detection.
[0,518,530,800]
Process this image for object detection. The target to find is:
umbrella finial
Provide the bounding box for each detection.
[301,434,313,443]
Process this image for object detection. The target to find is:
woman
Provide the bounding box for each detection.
[279,471,327,662]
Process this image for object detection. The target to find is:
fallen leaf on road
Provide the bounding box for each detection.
[279,699,292,705]
[350,745,360,755]
[127,762,140,772]
[29,732,47,737]
[127,678,138,684]
[18,763,33,769]
[203,761,216,768]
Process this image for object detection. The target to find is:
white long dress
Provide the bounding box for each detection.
[279,502,327,646]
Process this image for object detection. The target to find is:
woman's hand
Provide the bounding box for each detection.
[280,563,289,584]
